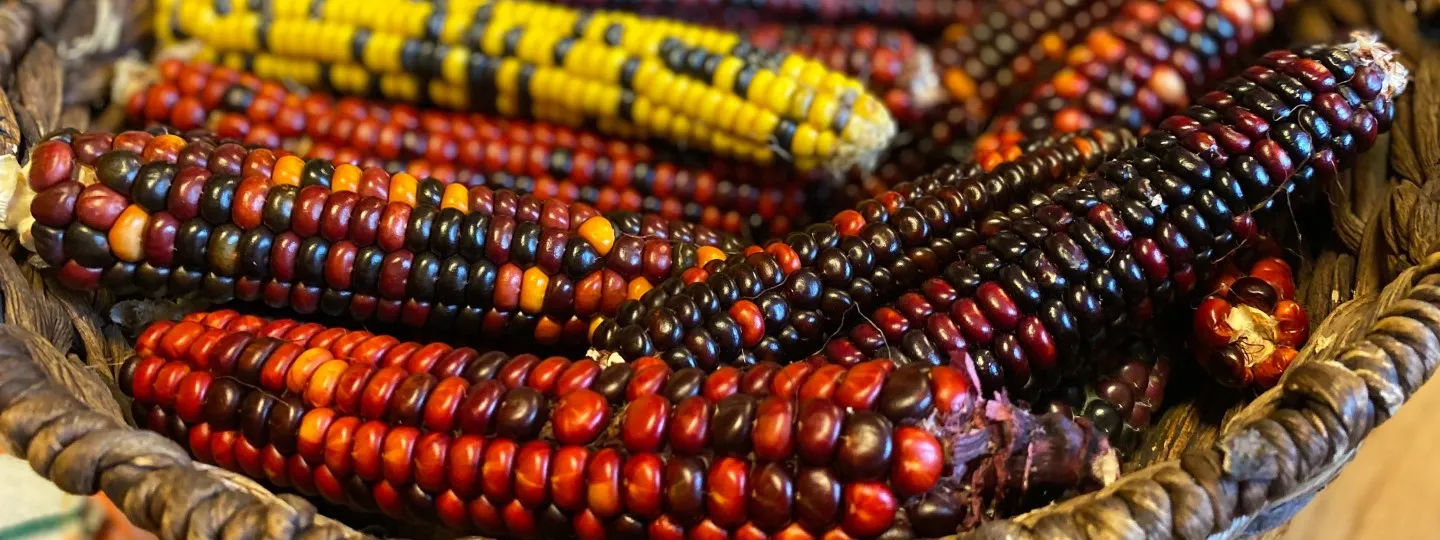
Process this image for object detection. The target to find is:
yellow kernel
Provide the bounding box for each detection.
[765,76,797,117]
[109,205,149,262]
[734,104,762,142]
[716,95,743,131]
[753,110,780,142]
[388,172,419,206]
[713,57,743,92]
[632,96,654,127]
[272,156,306,186]
[798,61,828,89]
[792,124,818,157]
[672,115,693,144]
[627,277,653,300]
[697,246,725,266]
[521,267,550,314]
[696,90,724,127]
[668,77,693,110]
[807,93,837,130]
[652,106,674,138]
[442,183,469,212]
[778,55,806,79]
[332,164,362,193]
[745,70,776,104]
[815,130,836,159]
[497,58,521,94]
[578,216,616,256]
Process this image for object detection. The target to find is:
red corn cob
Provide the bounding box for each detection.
[1193,242,1307,389]
[877,0,1288,189]
[805,36,1405,399]
[127,59,812,238]
[587,128,1135,370]
[122,313,1115,537]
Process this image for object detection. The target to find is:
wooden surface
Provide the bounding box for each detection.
[1279,375,1440,539]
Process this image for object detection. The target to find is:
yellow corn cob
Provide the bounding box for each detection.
[163,0,896,174]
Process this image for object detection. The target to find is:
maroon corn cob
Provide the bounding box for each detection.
[1041,335,1171,452]
[545,0,1000,33]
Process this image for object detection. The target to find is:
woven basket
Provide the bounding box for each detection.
[2,0,1438,538]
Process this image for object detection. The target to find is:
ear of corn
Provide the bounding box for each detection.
[598,38,1403,399]
[873,0,1286,191]
[3,124,1109,353]
[127,58,814,238]
[588,128,1135,369]
[8,130,747,345]
[935,0,1126,135]
[120,310,1114,537]
[978,0,1289,146]
[158,0,897,174]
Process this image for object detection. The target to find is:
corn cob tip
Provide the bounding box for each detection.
[1340,31,1409,98]
[902,48,945,112]
[826,114,896,176]
[1090,442,1121,485]
[0,155,37,253]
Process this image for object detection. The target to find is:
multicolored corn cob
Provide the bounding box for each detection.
[121,311,1115,537]
[125,59,814,238]
[935,0,1127,134]
[593,36,1406,399]
[588,128,1134,369]
[158,0,898,173]
[881,0,1288,189]
[740,24,940,122]
[2,131,747,345]
[977,0,1289,146]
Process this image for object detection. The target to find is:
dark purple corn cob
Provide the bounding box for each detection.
[593,37,1405,399]
[588,128,1135,369]
[547,0,999,33]
[1042,335,1171,451]
[817,37,1402,395]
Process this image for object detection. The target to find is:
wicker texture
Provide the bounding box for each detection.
[1,0,1439,538]
[0,323,365,539]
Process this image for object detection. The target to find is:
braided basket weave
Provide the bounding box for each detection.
[1,0,1438,538]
